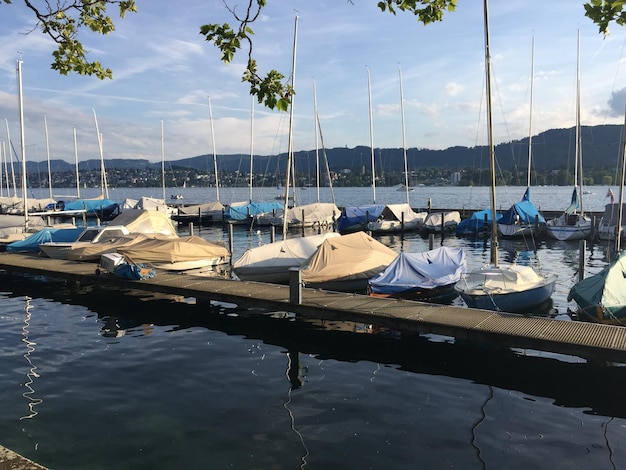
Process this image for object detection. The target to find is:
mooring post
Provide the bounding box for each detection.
[271,225,275,243]
[429,233,434,250]
[189,222,194,236]
[401,211,405,232]
[228,223,234,261]
[289,267,302,305]
[578,239,586,282]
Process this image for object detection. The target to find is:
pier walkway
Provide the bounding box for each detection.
[1,252,625,363]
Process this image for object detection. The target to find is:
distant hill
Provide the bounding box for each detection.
[23,124,624,175]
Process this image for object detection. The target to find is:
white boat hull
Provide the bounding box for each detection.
[545,214,592,241]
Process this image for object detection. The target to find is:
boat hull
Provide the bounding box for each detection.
[545,214,592,241]
[455,266,557,313]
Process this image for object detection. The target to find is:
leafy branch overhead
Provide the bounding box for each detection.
[3,0,625,109]
[3,0,137,79]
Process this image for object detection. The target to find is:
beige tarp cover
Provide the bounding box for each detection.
[109,209,178,237]
[178,201,225,216]
[118,236,229,264]
[67,233,171,261]
[299,231,398,284]
[380,203,425,223]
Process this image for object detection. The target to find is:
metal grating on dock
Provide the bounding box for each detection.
[1,252,626,363]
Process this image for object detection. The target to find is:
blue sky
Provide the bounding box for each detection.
[1,0,626,164]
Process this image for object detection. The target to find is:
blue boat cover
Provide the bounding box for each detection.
[63,198,120,214]
[6,227,85,253]
[224,202,283,222]
[368,246,466,294]
[499,188,545,225]
[336,204,385,233]
[456,209,502,236]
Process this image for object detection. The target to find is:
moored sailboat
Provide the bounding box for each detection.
[454,0,557,313]
[546,31,592,241]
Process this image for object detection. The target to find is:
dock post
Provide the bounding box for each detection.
[289,268,302,305]
[578,239,586,281]
[591,215,596,238]
[401,211,405,233]
[427,198,432,213]
[189,222,194,236]
[271,225,275,243]
[441,213,445,242]
[228,223,234,261]
[429,233,434,250]
[198,207,202,228]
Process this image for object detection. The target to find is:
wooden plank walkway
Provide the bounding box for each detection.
[1,252,626,363]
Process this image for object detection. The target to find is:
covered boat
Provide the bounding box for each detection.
[336,204,385,234]
[454,264,557,313]
[224,201,283,225]
[233,232,340,283]
[255,202,339,229]
[367,203,427,233]
[497,188,545,238]
[108,209,178,237]
[597,203,626,241]
[117,236,230,271]
[421,211,461,233]
[568,251,626,324]
[455,209,502,237]
[299,231,398,293]
[171,201,225,226]
[368,247,466,300]
[6,227,85,253]
[39,225,130,259]
[61,197,121,219]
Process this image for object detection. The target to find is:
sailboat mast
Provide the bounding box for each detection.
[249,96,254,203]
[483,0,498,266]
[313,81,320,203]
[399,67,410,204]
[73,127,80,199]
[161,120,166,201]
[367,68,377,204]
[44,114,53,200]
[92,109,109,199]
[6,118,17,197]
[527,36,535,188]
[17,59,28,225]
[208,96,220,202]
[576,30,584,216]
[617,100,626,252]
[282,16,298,238]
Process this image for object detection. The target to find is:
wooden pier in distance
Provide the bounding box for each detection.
[1,252,625,363]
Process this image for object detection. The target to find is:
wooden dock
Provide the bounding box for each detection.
[1,252,626,363]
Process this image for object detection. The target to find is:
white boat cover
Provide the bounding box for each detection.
[256,202,339,227]
[368,247,466,295]
[108,209,178,237]
[299,231,398,285]
[368,203,427,232]
[233,232,340,281]
[422,211,461,231]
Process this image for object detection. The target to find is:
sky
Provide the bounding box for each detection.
[1,0,626,164]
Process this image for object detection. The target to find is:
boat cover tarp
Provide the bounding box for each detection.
[423,211,461,230]
[499,188,545,225]
[6,227,85,253]
[285,202,339,225]
[599,203,626,227]
[118,235,229,264]
[178,201,225,216]
[67,233,172,261]
[379,203,424,223]
[368,247,466,294]
[63,198,120,214]
[299,231,398,284]
[336,204,385,233]
[108,209,178,237]
[233,233,341,277]
[568,251,626,316]
[224,201,283,222]
[456,209,502,236]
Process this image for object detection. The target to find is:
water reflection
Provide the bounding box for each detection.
[3,272,626,420]
[20,296,42,421]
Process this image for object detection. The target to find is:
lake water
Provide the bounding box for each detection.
[2,186,626,469]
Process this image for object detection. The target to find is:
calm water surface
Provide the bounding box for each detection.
[1,186,625,469]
